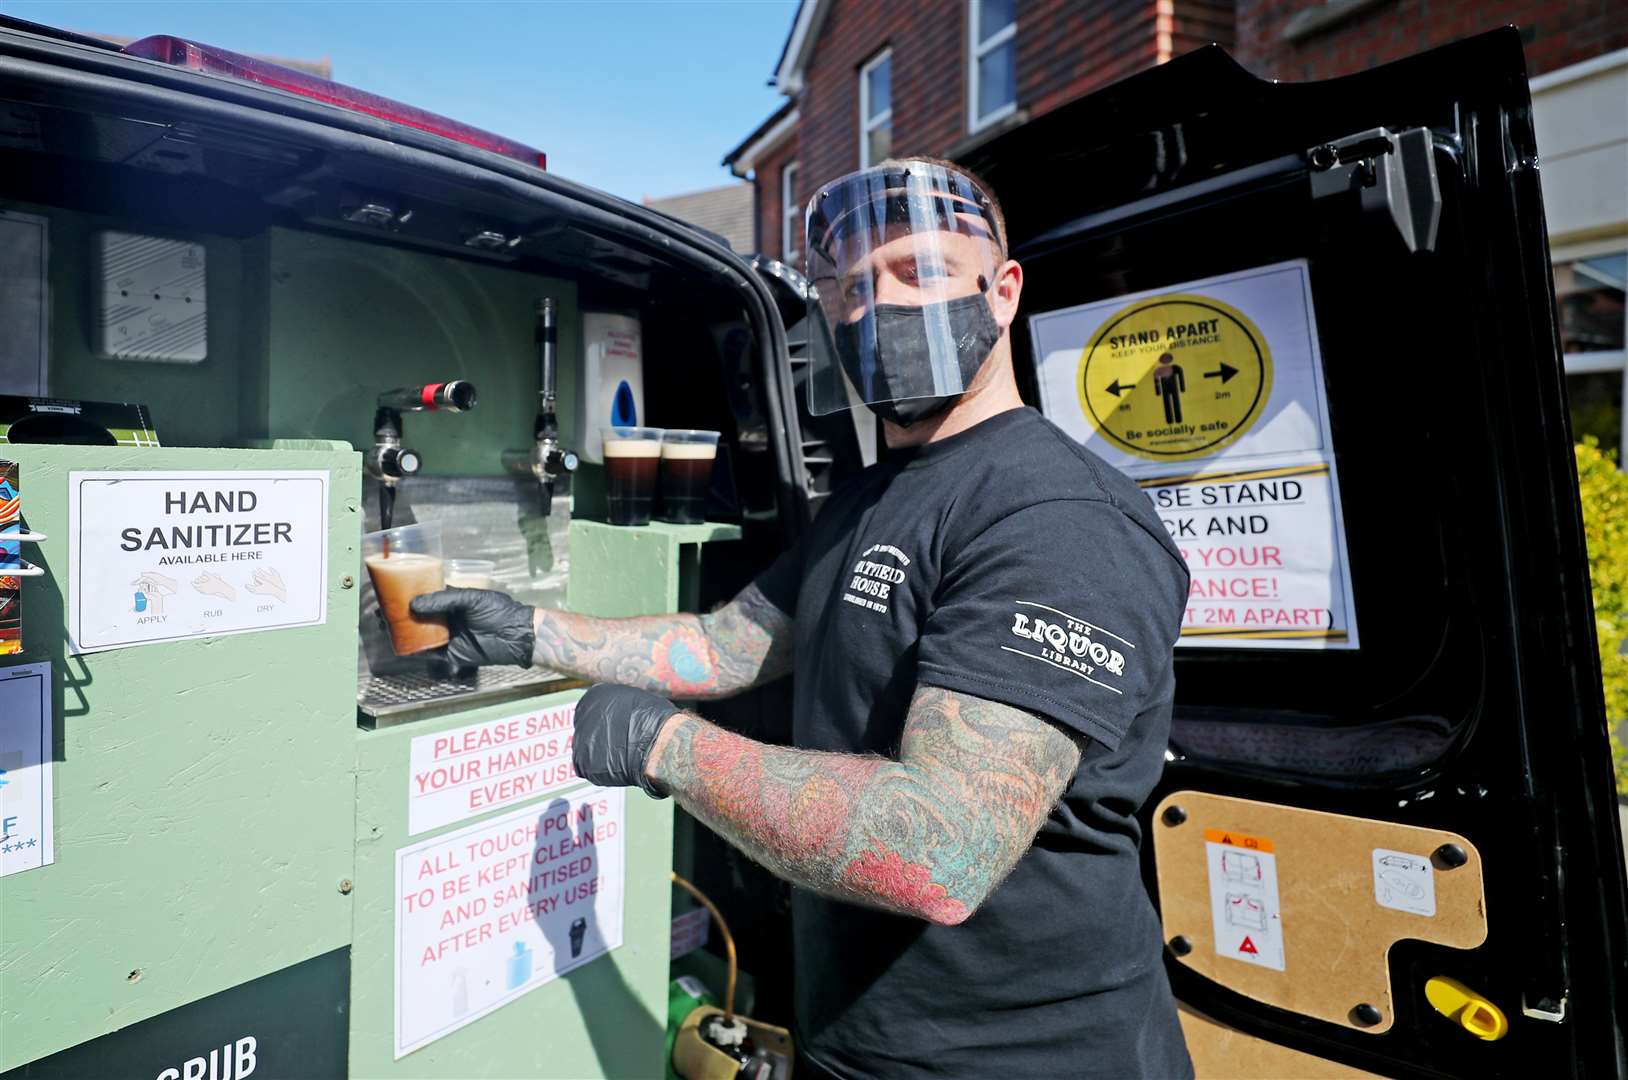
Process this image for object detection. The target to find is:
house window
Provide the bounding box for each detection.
[859,49,892,168]
[1557,249,1628,458]
[781,162,800,264]
[968,0,1017,132]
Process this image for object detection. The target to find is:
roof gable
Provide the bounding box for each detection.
[773,0,832,95]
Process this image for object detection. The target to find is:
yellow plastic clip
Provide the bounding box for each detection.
[1425,976,1509,1040]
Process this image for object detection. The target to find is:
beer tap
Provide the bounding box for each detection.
[505,297,578,515]
[364,380,478,530]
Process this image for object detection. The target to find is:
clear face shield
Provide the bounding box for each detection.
[804,163,1006,423]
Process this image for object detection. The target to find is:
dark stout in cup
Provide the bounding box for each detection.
[604,435,662,525]
[658,442,717,524]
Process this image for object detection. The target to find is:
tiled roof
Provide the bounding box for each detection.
[644,183,755,254]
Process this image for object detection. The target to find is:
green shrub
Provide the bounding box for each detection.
[1575,437,1628,793]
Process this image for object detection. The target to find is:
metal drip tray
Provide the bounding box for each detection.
[358,666,582,728]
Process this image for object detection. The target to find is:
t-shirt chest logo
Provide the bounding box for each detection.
[843,543,909,615]
[1006,601,1134,694]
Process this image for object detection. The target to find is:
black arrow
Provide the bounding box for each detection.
[1106,379,1135,397]
[1205,362,1239,384]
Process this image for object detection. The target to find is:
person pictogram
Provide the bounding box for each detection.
[1152,352,1186,425]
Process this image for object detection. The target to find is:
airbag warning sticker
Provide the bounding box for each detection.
[1205,828,1285,971]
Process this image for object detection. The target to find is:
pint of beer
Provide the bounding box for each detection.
[603,427,664,526]
[658,429,720,524]
[363,522,450,655]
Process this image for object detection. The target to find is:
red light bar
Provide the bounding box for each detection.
[122,35,547,170]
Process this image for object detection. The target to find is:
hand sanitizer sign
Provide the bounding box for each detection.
[392,787,626,1058]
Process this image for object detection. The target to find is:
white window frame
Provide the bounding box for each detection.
[967,0,1018,134]
[1555,236,1628,461]
[859,48,892,169]
[781,161,800,264]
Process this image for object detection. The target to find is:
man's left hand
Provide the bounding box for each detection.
[571,684,682,799]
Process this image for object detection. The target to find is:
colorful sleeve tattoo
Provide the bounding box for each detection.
[530,582,793,699]
[646,686,1083,925]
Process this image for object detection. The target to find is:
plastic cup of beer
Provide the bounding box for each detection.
[362,522,450,655]
[603,426,664,526]
[658,429,720,524]
[444,559,496,589]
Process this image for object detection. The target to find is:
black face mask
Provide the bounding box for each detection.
[833,291,1003,427]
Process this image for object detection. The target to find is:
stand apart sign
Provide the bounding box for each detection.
[1030,259,1359,650]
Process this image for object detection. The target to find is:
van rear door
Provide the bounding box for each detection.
[967,28,1628,1077]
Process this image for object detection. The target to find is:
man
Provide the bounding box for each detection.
[412,159,1192,1078]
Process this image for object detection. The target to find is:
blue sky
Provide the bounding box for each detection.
[3,1,796,200]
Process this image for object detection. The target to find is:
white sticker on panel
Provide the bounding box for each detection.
[1372,848,1436,916]
[67,470,329,653]
[0,661,54,878]
[407,703,581,837]
[393,787,626,1059]
[1205,829,1285,971]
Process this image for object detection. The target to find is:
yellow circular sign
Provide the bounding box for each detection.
[1077,294,1273,461]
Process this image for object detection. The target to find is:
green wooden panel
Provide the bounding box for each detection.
[2,199,248,450]
[567,521,742,618]
[249,228,581,477]
[348,691,675,1080]
[0,443,361,1071]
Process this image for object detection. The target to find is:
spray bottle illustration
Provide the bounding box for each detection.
[451,969,469,1016]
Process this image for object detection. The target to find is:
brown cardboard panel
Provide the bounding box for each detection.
[1154,791,1486,1034]
[1178,1005,1382,1079]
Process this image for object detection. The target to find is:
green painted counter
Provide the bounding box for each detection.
[347,691,674,1079]
[0,443,362,1071]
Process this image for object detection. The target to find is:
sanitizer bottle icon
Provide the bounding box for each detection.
[505,941,533,990]
[133,591,148,613]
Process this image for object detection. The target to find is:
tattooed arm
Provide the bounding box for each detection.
[644,686,1082,925]
[530,582,793,699]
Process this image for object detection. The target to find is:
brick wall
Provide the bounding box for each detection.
[758,137,801,265]
[753,0,1214,250]
[1235,0,1628,81]
[1169,0,1236,59]
[748,0,1622,252]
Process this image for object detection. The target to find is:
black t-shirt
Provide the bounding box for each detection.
[754,407,1193,1080]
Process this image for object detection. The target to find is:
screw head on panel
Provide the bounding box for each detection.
[1162,805,1188,826]
[1351,1003,1383,1027]
[339,879,354,895]
[340,575,355,590]
[1168,936,1193,957]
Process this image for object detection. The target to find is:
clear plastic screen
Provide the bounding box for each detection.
[804,163,1004,416]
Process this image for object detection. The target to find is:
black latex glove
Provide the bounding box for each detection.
[572,684,682,800]
[409,587,536,672]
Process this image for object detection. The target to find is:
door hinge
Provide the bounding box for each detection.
[1307,126,1441,254]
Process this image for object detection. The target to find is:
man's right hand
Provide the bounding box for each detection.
[410,588,536,671]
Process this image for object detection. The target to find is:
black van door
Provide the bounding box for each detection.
[965,28,1628,1078]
